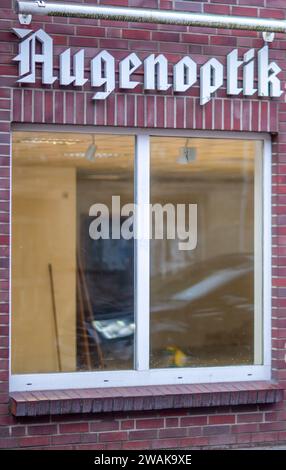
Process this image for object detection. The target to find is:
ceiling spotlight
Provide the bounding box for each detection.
[177,139,197,165]
[85,135,97,161]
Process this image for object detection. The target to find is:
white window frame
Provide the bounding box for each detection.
[10,125,272,392]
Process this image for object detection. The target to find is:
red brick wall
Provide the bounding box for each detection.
[0,0,286,449]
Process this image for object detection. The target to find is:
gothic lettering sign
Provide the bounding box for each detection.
[13,28,283,105]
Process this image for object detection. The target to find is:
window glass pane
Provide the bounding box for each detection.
[150,137,262,368]
[12,132,134,374]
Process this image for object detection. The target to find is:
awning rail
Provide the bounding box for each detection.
[16,1,286,34]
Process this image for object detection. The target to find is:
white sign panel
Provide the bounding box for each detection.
[13,28,283,105]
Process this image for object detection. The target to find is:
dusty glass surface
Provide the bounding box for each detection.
[150,137,262,368]
[12,132,134,373]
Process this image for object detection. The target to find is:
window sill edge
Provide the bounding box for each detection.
[9,380,284,417]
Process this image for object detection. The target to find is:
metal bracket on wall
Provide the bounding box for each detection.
[18,14,32,25]
[18,1,46,24]
[262,32,275,42]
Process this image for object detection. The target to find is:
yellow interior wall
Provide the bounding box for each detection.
[12,166,76,374]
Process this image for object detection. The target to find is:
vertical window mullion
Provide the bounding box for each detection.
[135,134,150,371]
[262,137,272,369]
[254,142,263,365]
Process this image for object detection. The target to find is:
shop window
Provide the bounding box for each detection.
[12,133,134,374]
[11,130,268,390]
[150,137,262,368]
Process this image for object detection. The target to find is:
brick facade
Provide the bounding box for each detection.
[0,0,286,449]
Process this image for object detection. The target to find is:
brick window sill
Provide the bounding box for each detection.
[9,381,284,417]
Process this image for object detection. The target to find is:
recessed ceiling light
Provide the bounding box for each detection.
[17,137,82,145]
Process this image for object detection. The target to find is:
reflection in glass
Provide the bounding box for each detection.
[12,132,134,373]
[150,137,262,368]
